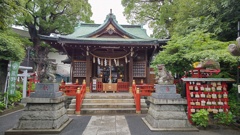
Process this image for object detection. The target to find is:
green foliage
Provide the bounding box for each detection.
[0,94,6,111]
[0,101,6,111]
[122,0,240,41]
[16,0,93,35]
[228,84,240,117]
[0,0,27,30]
[7,90,22,106]
[214,112,235,125]
[152,30,237,76]
[0,30,25,61]
[191,109,209,127]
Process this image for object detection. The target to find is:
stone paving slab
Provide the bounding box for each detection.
[1,110,240,135]
[82,115,131,135]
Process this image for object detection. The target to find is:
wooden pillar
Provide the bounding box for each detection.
[86,55,91,92]
[146,65,150,84]
[124,61,127,82]
[145,49,149,84]
[93,62,97,77]
[129,56,133,90]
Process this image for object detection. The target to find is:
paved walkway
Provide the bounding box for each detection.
[82,116,130,135]
[1,110,240,135]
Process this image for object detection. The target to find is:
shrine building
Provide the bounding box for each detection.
[40,11,168,92]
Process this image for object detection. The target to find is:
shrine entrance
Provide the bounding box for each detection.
[91,52,129,93]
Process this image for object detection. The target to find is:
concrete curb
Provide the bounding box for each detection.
[142,118,199,132]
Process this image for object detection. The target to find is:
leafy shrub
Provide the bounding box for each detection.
[0,94,6,112]
[228,84,240,118]
[191,109,209,127]
[0,101,6,111]
[214,112,235,125]
[7,90,22,106]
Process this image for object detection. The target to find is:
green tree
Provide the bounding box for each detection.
[122,0,240,41]
[152,30,237,76]
[0,0,26,30]
[0,0,27,93]
[14,0,93,81]
[0,30,26,93]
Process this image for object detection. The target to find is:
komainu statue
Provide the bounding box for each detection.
[40,61,57,83]
[155,64,174,85]
[228,37,240,56]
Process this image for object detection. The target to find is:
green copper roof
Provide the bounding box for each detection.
[65,12,153,39]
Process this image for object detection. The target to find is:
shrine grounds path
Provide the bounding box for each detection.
[0,110,239,135]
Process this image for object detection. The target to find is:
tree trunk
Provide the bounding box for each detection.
[0,60,9,94]
[27,24,50,82]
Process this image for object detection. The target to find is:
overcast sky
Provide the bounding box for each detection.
[88,0,152,35]
[88,0,128,24]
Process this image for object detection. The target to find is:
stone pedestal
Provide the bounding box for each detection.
[5,83,72,135]
[143,84,198,131]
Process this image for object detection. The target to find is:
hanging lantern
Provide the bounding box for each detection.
[125,56,127,63]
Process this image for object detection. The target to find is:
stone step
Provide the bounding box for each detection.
[82,103,147,108]
[80,108,148,115]
[67,93,149,115]
[71,98,146,103]
[84,93,133,99]
[68,102,147,109]
[82,99,135,103]
[67,108,75,114]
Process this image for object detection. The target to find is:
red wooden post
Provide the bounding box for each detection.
[136,88,141,114]
[75,87,81,115]
[132,80,136,93]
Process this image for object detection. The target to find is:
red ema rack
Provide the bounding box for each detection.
[181,78,235,123]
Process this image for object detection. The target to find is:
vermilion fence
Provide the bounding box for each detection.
[59,80,81,96]
[117,82,129,92]
[136,84,154,96]
[132,80,155,114]
[75,80,86,115]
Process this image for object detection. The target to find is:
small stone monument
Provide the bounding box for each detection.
[5,83,72,134]
[142,64,198,131]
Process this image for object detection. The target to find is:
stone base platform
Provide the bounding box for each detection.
[5,118,72,135]
[142,118,198,132]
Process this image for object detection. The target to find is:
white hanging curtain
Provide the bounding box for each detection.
[117,59,119,66]
[104,58,107,66]
[98,58,100,65]
[101,59,103,66]
[109,59,111,66]
[114,59,117,66]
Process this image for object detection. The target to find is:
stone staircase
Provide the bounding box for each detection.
[67,93,148,115]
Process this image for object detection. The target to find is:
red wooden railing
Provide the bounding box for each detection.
[117,82,129,92]
[136,84,155,96]
[75,80,86,115]
[132,80,141,114]
[132,80,155,114]
[59,79,81,96]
